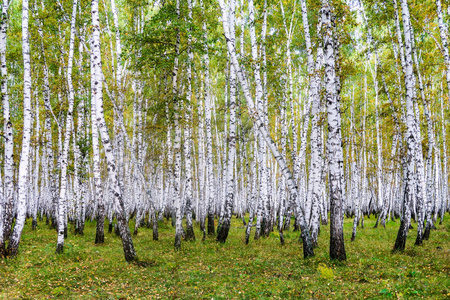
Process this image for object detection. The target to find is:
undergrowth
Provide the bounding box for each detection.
[0,215,449,299]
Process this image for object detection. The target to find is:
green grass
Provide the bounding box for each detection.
[0,215,449,299]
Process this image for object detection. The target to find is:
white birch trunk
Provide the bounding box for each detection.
[0,0,12,255]
[7,0,32,257]
[200,0,216,236]
[91,0,136,262]
[172,0,183,250]
[307,44,324,245]
[32,91,40,230]
[247,0,268,240]
[322,1,346,261]
[440,87,448,224]
[217,0,237,243]
[393,0,419,252]
[184,0,195,241]
[56,0,77,254]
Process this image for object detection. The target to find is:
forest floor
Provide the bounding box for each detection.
[0,214,449,299]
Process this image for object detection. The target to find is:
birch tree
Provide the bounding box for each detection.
[56,0,77,254]
[0,0,11,256]
[322,0,346,261]
[91,0,136,262]
[393,0,419,253]
[7,0,32,257]
[217,0,237,243]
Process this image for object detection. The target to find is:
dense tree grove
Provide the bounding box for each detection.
[0,0,448,262]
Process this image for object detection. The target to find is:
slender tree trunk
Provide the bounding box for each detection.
[91,0,136,262]
[435,0,450,105]
[32,90,40,231]
[393,0,418,253]
[184,0,195,242]
[91,55,104,244]
[409,27,427,246]
[7,0,32,257]
[56,0,78,254]
[172,0,183,251]
[440,86,448,225]
[322,1,346,261]
[200,0,216,237]
[0,0,11,256]
[247,0,268,241]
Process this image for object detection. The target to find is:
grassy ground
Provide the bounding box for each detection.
[0,214,449,299]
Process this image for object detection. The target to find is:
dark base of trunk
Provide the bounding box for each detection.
[262,218,271,237]
[108,223,113,233]
[293,218,299,232]
[329,240,346,261]
[423,223,431,240]
[64,226,68,238]
[78,222,85,236]
[185,225,195,241]
[374,214,380,228]
[279,231,285,245]
[95,232,104,244]
[56,243,64,254]
[300,231,315,259]
[0,242,5,257]
[207,214,215,236]
[174,233,181,250]
[133,228,138,236]
[32,219,37,230]
[51,218,57,230]
[3,222,12,240]
[329,223,346,261]
[260,219,267,237]
[393,219,408,253]
[409,224,414,230]
[6,239,19,258]
[95,217,105,244]
[254,227,261,240]
[153,220,159,241]
[351,232,356,242]
[414,232,423,246]
[216,221,230,243]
